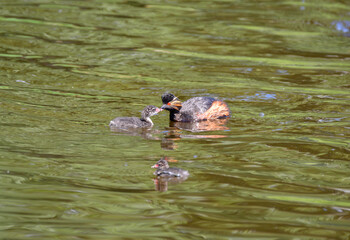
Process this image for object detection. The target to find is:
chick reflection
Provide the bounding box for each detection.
[109,127,161,141]
[151,157,189,192]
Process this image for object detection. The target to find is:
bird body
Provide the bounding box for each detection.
[161,93,230,122]
[151,158,189,178]
[109,105,162,129]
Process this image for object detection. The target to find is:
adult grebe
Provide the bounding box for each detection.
[161,92,230,122]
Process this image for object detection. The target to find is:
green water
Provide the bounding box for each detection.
[1,0,350,239]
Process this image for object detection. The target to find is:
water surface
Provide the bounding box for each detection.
[1,0,350,239]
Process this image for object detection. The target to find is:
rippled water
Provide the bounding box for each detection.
[1,0,350,239]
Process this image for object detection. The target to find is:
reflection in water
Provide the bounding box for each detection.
[161,118,229,150]
[110,118,229,150]
[161,137,179,150]
[153,176,189,192]
[332,20,350,37]
[109,126,161,140]
[170,118,230,132]
[151,157,189,192]
[160,119,229,150]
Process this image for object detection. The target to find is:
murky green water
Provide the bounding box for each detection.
[1,0,350,239]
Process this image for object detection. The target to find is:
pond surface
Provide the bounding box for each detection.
[1,0,350,239]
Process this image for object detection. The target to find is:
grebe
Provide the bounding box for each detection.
[109,105,162,129]
[161,93,230,122]
[151,158,189,178]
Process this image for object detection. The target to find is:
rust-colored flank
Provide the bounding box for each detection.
[196,100,230,121]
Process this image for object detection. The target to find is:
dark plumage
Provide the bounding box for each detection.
[151,158,189,178]
[161,92,230,122]
[109,105,162,129]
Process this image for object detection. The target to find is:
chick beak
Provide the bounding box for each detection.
[151,164,159,168]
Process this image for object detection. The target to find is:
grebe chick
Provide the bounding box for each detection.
[151,158,189,178]
[109,105,162,129]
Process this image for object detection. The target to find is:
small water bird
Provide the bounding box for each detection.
[109,105,162,129]
[161,92,230,122]
[151,158,189,178]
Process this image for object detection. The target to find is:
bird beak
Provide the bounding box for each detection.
[151,164,159,168]
[161,99,182,111]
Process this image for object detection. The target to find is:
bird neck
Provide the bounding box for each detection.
[140,116,153,126]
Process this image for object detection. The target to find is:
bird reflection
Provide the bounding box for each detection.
[109,127,161,140]
[110,117,229,150]
[153,177,188,192]
[160,119,229,150]
[151,157,189,192]
[170,118,229,132]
